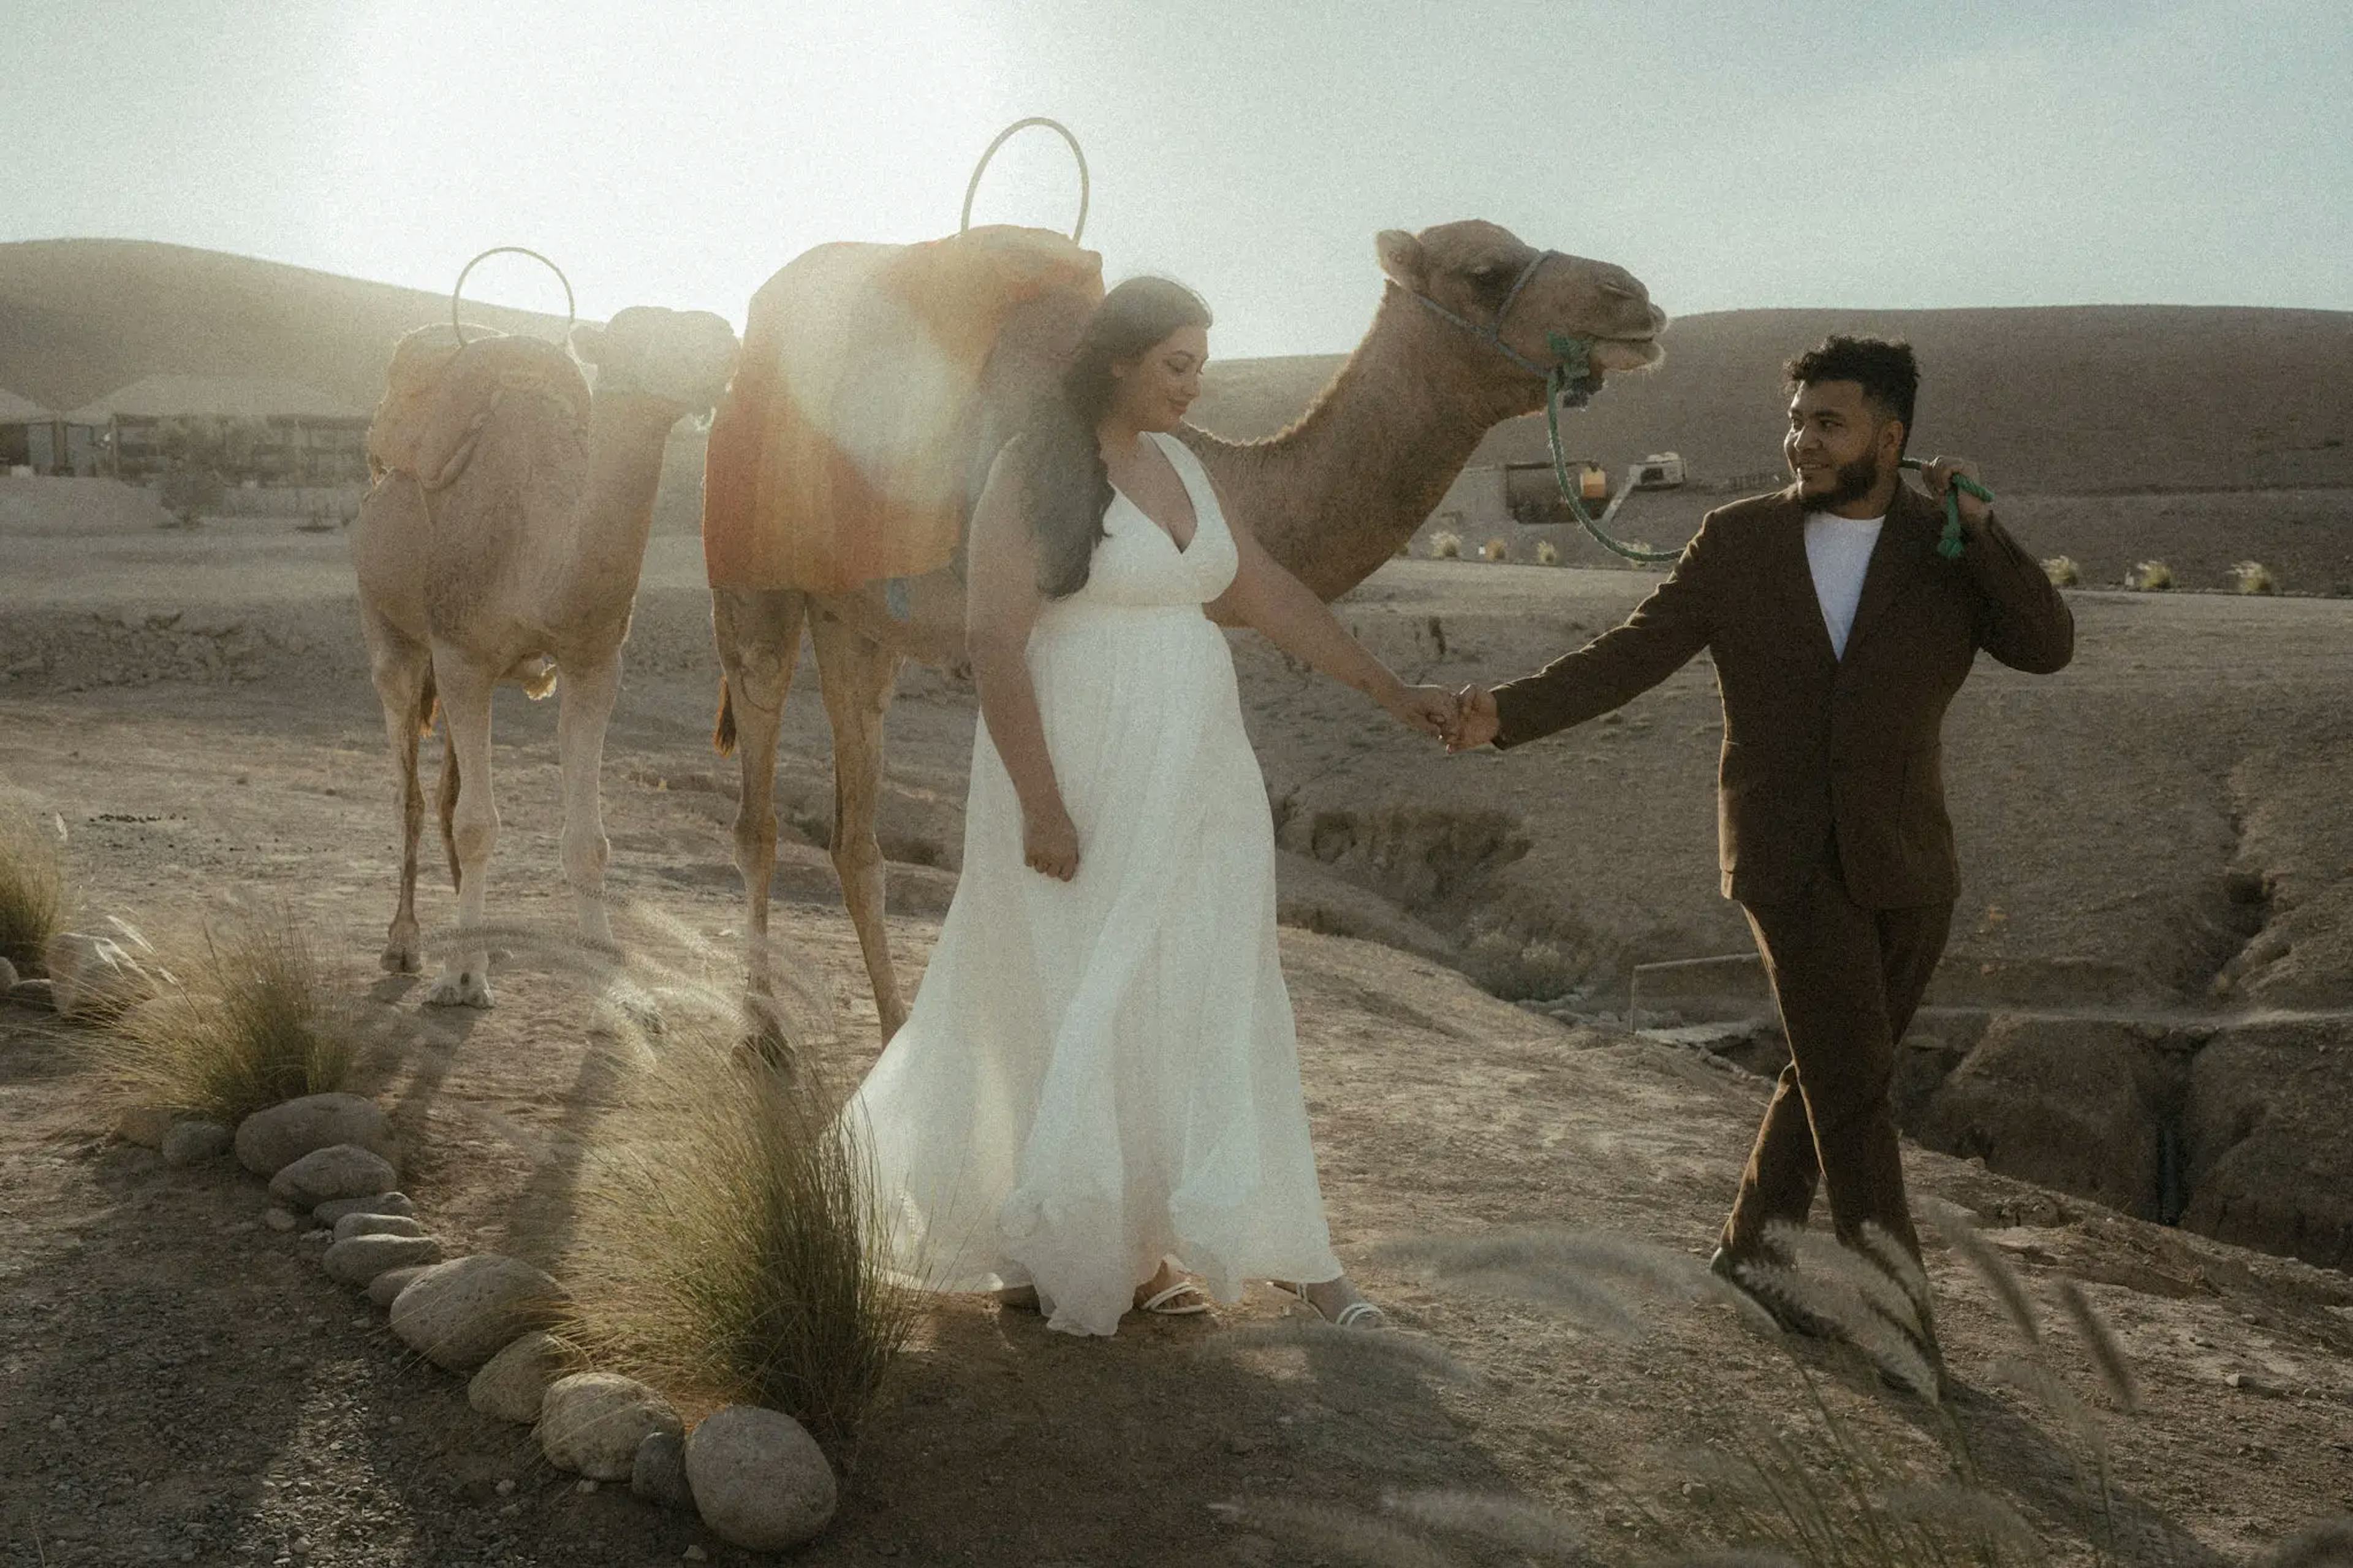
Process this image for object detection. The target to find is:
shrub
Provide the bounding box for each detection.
[2040,556,2080,588]
[1481,537,1509,562]
[558,990,917,1465]
[101,909,355,1123]
[0,804,66,974]
[2129,560,2173,592]
[1535,540,1561,567]
[2232,560,2278,596]
[1428,531,1461,560]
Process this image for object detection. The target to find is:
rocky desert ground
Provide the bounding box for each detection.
[4,479,2351,1565]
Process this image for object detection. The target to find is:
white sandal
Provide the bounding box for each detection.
[1137,1279,1214,1316]
[1273,1279,1386,1330]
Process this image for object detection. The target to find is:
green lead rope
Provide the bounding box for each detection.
[1898,457,1991,559]
[1537,330,1994,566]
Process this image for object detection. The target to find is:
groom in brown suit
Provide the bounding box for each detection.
[1450,336,2072,1341]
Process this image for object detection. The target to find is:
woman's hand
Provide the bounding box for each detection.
[1023,797,1080,882]
[1381,682,1461,742]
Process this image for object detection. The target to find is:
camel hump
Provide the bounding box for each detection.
[705,225,1105,593]
[368,325,592,490]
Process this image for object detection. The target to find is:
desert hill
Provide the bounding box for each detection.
[0,240,575,413]
[1192,305,2353,495]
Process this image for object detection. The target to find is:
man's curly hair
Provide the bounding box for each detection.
[1786,335,1919,455]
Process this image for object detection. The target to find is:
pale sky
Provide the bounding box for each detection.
[10,0,2347,358]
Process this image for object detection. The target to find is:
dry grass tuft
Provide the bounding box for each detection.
[2054,1279,2140,1413]
[100,910,355,1124]
[1535,540,1562,566]
[2040,555,2080,588]
[1482,537,1510,562]
[0,805,67,974]
[1194,1317,1482,1386]
[1429,531,1462,559]
[557,984,916,1466]
[2232,559,2279,595]
[2128,559,2174,591]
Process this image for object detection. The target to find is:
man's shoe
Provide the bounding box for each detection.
[1708,1246,1829,1338]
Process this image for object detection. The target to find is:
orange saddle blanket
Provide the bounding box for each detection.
[701,224,1104,594]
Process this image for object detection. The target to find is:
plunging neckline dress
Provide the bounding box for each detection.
[839,430,1344,1337]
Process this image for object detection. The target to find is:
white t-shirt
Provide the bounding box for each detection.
[1803,511,1885,660]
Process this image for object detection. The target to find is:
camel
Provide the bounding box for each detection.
[710,219,1665,1041]
[354,306,740,1006]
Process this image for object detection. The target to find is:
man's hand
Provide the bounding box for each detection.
[1916,455,1990,530]
[1382,683,1461,743]
[1022,797,1080,882]
[1448,686,1501,753]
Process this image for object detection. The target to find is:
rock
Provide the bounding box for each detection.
[537,1373,683,1482]
[390,1254,567,1372]
[314,1192,414,1225]
[113,1105,175,1150]
[332,1212,426,1241]
[263,1207,300,1233]
[2182,1021,2353,1271]
[684,1404,838,1551]
[367,1265,433,1309]
[1916,1017,2169,1221]
[44,930,161,1020]
[468,1332,566,1425]
[9,977,55,1010]
[235,1094,398,1177]
[323,1232,444,1287]
[0,956,17,991]
[268,1144,399,1208]
[161,1119,233,1168]
[631,1430,692,1512]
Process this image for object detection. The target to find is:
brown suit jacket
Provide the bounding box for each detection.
[1490,481,2074,908]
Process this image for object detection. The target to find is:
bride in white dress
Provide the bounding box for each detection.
[841,278,1458,1338]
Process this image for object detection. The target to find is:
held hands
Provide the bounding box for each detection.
[1447,686,1500,753]
[1022,796,1080,882]
[1915,455,1990,531]
[1381,682,1463,742]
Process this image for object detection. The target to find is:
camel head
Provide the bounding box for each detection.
[570,306,741,417]
[1375,220,1665,403]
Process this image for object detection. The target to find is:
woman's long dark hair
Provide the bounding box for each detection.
[1017,276,1213,599]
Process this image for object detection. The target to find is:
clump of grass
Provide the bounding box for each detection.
[2040,556,2080,588]
[1482,537,1510,562]
[0,804,67,974]
[101,910,355,1124]
[1536,540,1562,567]
[1428,531,1462,560]
[2128,559,2173,591]
[2232,559,2278,595]
[558,990,917,1466]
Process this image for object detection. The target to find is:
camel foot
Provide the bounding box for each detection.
[423,969,494,1009]
[379,941,422,975]
[737,994,798,1075]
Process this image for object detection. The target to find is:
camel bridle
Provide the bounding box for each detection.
[1406,248,1602,408]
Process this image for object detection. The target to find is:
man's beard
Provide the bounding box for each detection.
[1802,450,1886,512]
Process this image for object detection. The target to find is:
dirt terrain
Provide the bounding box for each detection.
[4,502,2352,1566]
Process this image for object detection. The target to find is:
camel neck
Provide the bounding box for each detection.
[570,395,678,592]
[1188,286,1539,600]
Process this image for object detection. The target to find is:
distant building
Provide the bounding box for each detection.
[0,386,104,475]
[64,374,371,484]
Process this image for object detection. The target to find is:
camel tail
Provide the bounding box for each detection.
[415,665,440,740]
[436,733,462,892]
[713,677,737,756]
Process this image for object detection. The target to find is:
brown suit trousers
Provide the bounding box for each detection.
[1487,481,2073,1260]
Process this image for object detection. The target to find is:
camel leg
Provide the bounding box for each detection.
[809,607,907,1042]
[555,645,623,953]
[425,656,499,1008]
[366,627,433,974]
[713,587,808,1031]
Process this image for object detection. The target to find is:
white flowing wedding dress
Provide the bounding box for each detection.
[841,430,1344,1337]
